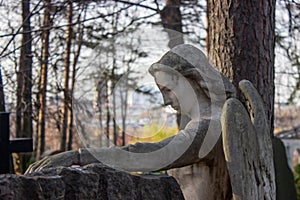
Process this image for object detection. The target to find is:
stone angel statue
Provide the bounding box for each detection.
[26,44,276,200]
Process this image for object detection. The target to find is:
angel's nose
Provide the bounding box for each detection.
[163,95,172,106]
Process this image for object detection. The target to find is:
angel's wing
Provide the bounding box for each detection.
[239,80,276,198]
[221,80,276,200]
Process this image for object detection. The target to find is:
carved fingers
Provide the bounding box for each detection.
[25,150,80,174]
[25,156,53,174]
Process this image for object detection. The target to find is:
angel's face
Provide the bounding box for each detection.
[159,85,180,111]
[154,71,196,115]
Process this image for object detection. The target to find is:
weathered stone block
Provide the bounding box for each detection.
[0,163,184,200]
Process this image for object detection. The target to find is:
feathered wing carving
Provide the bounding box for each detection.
[221,80,276,200]
[238,80,276,198]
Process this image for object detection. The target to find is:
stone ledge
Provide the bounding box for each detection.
[0,163,184,200]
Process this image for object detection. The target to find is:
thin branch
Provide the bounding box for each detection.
[0,0,42,58]
[113,0,158,12]
[0,10,157,60]
[0,2,156,39]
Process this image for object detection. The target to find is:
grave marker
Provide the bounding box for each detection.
[0,112,33,174]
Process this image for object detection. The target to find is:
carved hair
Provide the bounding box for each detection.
[149,44,236,105]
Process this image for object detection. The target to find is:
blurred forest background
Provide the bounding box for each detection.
[0,0,299,175]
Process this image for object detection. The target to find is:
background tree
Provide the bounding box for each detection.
[207,0,275,133]
[0,69,5,112]
[15,0,33,173]
[60,0,73,151]
[160,0,183,48]
[66,3,86,150]
[275,0,300,105]
[36,0,51,160]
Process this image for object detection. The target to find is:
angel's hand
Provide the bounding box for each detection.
[25,150,80,174]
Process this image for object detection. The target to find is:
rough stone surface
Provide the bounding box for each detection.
[0,174,65,200]
[0,163,184,200]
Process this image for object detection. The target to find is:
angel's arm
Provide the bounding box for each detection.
[26,119,212,174]
[78,119,212,172]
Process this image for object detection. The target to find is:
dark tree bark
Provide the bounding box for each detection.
[36,0,51,161]
[16,0,33,173]
[0,69,5,112]
[160,0,184,48]
[17,0,33,138]
[60,0,73,151]
[66,12,84,151]
[112,45,117,146]
[105,78,110,147]
[207,0,276,133]
[120,74,128,146]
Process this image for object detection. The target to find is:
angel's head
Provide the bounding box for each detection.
[149,44,236,119]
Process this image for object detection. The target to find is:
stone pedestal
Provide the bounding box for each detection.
[0,163,184,200]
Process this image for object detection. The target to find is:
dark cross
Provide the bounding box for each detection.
[0,112,33,174]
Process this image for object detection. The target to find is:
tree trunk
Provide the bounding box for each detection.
[95,80,104,146]
[112,66,117,145]
[66,14,83,151]
[111,19,118,146]
[60,0,73,151]
[160,0,184,48]
[105,79,110,147]
[207,0,276,133]
[206,0,276,199]
[0,69,5,112]
[66,98,73,151]
[120,75,128,146]
[16,0,33,173]
[36,0,51,161]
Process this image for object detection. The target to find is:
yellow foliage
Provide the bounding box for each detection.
[129,121,178,144]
